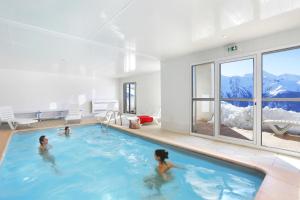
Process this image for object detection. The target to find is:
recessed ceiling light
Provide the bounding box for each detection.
[222,35,227,39]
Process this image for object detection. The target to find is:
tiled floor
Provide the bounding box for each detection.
[194,121,300,152]
[0,130,11,162]
[1,120,300,200]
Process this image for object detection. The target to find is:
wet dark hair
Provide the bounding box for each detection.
[155,149,169,163]
[65,126,69,131]
[39,135,46,145]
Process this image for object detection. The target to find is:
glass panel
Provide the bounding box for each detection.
[123,83,136,114]
[126,84,130,113]
[221,59,254,98]
[262,47,300,153]
[263,48,300,98]
[130,83,136,114]
[192,100,214,136]
[262,101,300,152]
[193,63,214,98]
[220,101,254,141]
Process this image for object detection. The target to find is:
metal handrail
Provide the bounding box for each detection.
[100,110,123,129]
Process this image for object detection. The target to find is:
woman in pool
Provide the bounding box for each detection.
[58,126,71,136]
[155,149,174,175]
[144,149,175,190]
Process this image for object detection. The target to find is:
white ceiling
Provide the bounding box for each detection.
[0,0,300,78]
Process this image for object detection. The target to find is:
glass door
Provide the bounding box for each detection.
[192,63,215,136]
[218,57,256,142]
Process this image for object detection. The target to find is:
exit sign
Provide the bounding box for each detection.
[227,44,238,52]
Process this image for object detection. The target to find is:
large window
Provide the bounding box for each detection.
[192,63,214,136]
[220,58,255,141]
[123,82,136,114]
[191,46,300,155]
[262,47,300,152]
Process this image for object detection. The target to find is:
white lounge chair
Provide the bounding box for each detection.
[263,119,300,135]
[152,109,161,125]
[65,104,81,123]
[0,106,38,130]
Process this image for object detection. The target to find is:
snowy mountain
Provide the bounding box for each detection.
[262,71,300,98]
[221,71,300,111]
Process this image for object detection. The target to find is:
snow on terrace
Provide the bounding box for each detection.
[221,102,300,134]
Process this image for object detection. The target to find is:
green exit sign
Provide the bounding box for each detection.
[227,45,238,52]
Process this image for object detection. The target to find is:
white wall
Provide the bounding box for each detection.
[119,72,161,115]
[0,69,118,115]
[161,27,300,133]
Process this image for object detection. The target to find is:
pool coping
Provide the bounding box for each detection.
[0,131,12,166]
[1,122,299,200]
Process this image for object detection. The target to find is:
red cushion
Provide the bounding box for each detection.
[137,115,153,124]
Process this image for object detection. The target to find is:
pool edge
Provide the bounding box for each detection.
[0,131,13,166]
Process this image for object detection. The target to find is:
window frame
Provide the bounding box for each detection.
[217,56,257,143]
[123,82,137,114]
[191,62,215,135]
[190,44,300,157]
[261,46,300,152]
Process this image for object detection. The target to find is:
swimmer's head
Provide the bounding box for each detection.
[155,149,169,163]
[39,135,48,145]
[64,126,70,134]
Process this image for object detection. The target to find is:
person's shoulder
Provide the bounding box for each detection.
[166,161,174,168]
[39,146,45,153]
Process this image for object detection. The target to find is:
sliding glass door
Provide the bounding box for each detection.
[192,63,215,136]
[262,47,300,152]
[219,58,255,141]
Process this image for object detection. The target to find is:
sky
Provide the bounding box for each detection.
[221,58,253,76]
[263,47,300,76]
[221,47,300,76]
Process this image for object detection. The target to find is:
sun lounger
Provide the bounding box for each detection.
[263,119,300,135]
[0,106,38,130]
[65,104,81,123]
[152,109,161,125]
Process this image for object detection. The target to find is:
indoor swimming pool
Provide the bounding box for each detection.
[0,125,264,200]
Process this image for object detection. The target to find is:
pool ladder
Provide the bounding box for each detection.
[100,110,123,130]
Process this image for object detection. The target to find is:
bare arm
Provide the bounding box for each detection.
[168,162,185,169]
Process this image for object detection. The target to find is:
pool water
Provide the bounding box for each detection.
[0,125,264,200]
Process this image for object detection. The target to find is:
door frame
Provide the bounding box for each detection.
[215,55,258,145]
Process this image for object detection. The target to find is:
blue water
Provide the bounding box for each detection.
[0,125,264,200]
